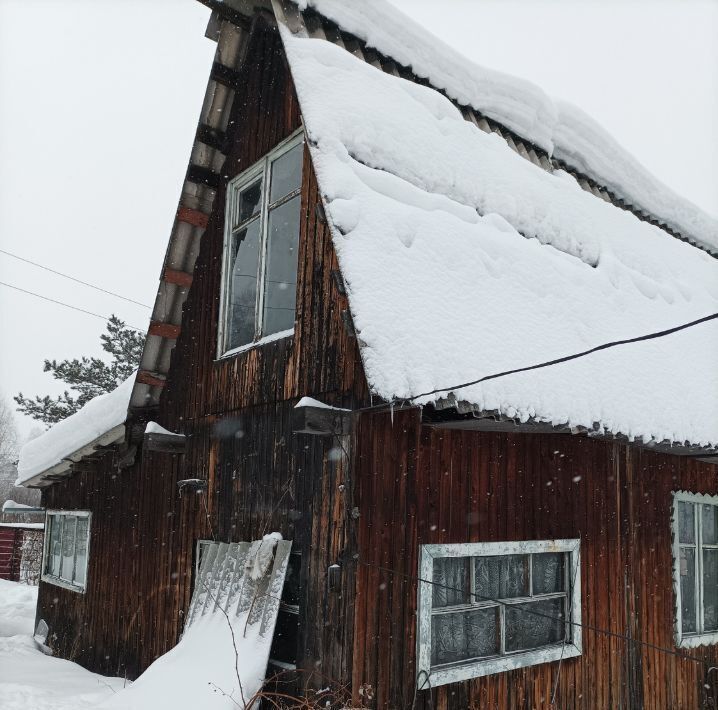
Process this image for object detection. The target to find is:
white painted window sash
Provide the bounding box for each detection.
[672,491,718,647]
[41,510,91,594]
[417,539,582,689]
[217,128,305,358]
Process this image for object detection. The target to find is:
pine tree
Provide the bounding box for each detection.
[14,316,144,426]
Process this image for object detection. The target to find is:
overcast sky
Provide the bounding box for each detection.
[1,0,716,441]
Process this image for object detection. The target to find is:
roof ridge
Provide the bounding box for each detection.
[290,0,717,257]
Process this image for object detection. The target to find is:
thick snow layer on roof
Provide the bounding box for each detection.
[16,375,134,486]
[281,31,718,448]
[292,0,718,253]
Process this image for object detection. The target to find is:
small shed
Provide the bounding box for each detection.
[0,522,45,584]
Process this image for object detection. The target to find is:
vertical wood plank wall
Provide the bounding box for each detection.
[351,408,718,710]
[37,23,365,682]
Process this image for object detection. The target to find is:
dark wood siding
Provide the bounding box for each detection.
[37,21,365,686]
[351,408,718,710]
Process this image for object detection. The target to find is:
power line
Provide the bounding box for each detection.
[311,542,714,671]
[0,281,146,333]
[0,248,151,309]
[361,311,718,413]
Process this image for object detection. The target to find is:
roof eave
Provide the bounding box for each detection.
[18,423,126,489]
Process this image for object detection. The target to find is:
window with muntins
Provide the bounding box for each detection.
[219,130,304,356]
[42,510,91,592]
[672,492,718,647]
[417,540,581,687]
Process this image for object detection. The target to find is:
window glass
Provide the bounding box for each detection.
[270,143,302,204]
[74,518,89,586]
[532,553,565,595]
[430,608,499,666]
[236,179,262,226]
[261,196,300,336]
[680,547,697,633]
[419,542,580,686]
[49,515,62,577]
[678,501,695,543]
[505,598,565,653]
[61,516,77,581]
[475,554,529,600]
[703,504,718,545]
[44,512,90,591]
[703,549,718,631]
[432,557,469,608]
[227,219,261,349]
[221,134,304,354]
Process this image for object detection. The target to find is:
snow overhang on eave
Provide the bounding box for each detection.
[19,423,127,489]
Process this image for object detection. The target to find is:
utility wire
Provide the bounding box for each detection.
[0,281,146,333]
[318,543,714,670]
[0,248,151,309]
[358,311,718,414]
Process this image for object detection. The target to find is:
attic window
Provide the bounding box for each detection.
[219,130,304,356]
[417,540,581,687]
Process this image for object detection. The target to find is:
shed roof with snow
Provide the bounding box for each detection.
[19,0,718,488]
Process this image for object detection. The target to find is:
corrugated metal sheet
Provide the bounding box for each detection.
[186,538,291,633]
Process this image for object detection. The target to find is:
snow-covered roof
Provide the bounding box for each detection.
[278,19,718,450]
[291,0,718,255]
[16,375,135,488]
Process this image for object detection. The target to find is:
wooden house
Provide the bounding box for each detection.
[16,1,718,707]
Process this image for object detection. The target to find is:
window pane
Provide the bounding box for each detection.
[61,516,77,582]
[505,597,565,653]
[432,558,469,608]
[532,553,565,595]
[269,143,302,203]
[48,515,62,577]
[226,219,261,349]
[431,608,499,666]
[678,501,695,543]
[261,196,300,336]
[703,504,718,545]
[703,549,718,631]
[236,179,262,226]
[476,555,529,600]
[680,547,697,633]
[73,518,89,587]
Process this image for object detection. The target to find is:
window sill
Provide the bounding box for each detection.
[41,573,86,594]
[217,328,294,361]
[420,642,581,688]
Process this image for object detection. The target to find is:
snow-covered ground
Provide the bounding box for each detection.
[0,577,275,709]
[0,579,125,709]
[0,579,124,710]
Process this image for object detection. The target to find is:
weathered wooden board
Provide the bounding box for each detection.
[350,408,718,710]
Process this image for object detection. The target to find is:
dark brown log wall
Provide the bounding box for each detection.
[37,22,364,685]
[351,408,718,710]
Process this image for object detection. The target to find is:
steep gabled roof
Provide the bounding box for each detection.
[21,0,716,489]
[129,0,718,419]
[273,2,718,451]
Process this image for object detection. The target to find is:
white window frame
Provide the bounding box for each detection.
[672,491,718,647]
[41,510,91,593]
[417,539,582,688]
[217,128,305,359]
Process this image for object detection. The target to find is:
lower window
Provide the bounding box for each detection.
[672,492,718,647]
[417,539,581,687]
[42,510,91,592]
